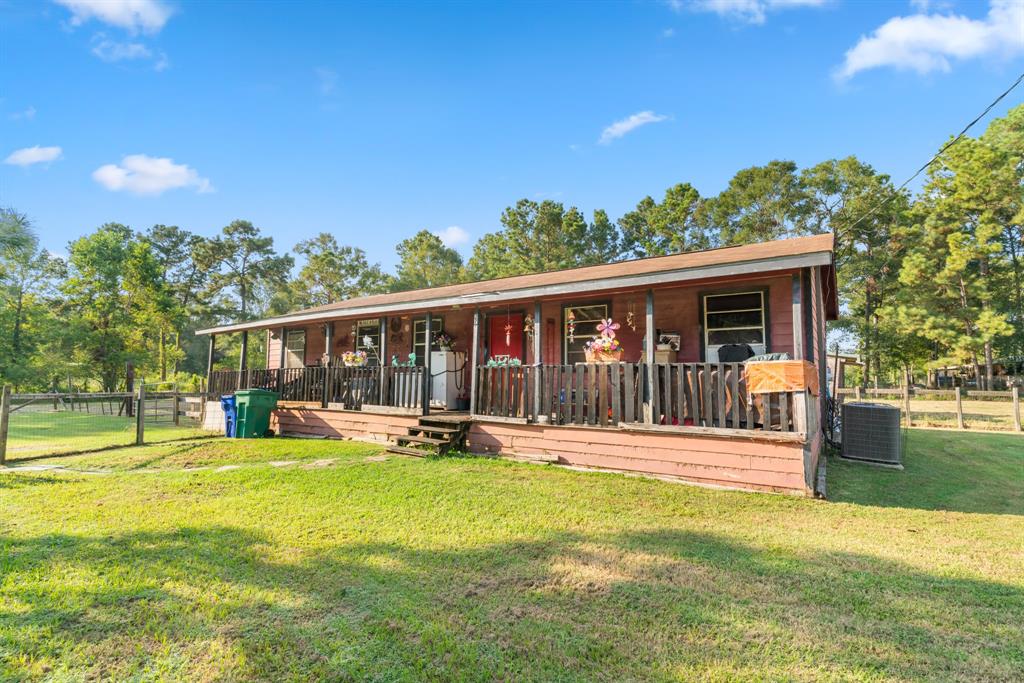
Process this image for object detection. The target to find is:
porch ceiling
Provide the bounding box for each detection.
[197,233,834,335]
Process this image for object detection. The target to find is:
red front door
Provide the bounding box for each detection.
[488,313,524,361]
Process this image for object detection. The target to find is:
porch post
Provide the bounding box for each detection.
[206,334,216,394]
[645,289,655,424]
[811,266,828,425]
[379,316,388,405]
[791,274,804,360]
[238,330,248,390]
[421,312,432,415]
[532,301,542,423]
[324,322,334,366]
[470,307,480,415]
[279,327,287,368]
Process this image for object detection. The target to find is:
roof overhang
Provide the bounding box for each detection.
[196,250,833,336]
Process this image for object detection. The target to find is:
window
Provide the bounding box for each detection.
[284,329,306,368]
[356,319,381,365]
[412,316,444,366]
[703,291,766,360]
[563,303,608,364]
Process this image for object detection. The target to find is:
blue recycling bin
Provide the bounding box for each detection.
[220,394,237,437]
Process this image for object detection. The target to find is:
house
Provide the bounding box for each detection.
[197,233,838,495]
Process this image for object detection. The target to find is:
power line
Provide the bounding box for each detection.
[845,69,1024,235]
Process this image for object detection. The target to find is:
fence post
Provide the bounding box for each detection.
[854,386,862,401]
[903,384,911,428]
[0,385,10,465]
[173,386,180,426]
[1013,387,1021,433]
[135,384,145,445]
[955,387,964,430]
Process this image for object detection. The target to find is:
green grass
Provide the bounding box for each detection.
[1,432,1022,681]
[6,410,210,459]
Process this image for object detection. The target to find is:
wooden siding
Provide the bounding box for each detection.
[270,407,420,442]
[465,421,810,494]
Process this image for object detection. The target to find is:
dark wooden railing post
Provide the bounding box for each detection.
[379,316,388,405]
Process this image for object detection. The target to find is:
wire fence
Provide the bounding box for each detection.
[835,386,1022,433]
[0,386,212,463]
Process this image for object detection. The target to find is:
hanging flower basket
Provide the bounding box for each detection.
[585,348,623,363]
[341,350,368,367]
[584,318,624,363]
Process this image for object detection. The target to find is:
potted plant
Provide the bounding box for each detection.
[584,318,624,362]
[341,350,368,367]
[433,330,454,351]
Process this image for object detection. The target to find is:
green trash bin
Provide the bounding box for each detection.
[234,389,279,438]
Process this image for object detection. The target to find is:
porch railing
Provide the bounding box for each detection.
[206,366,424,411]
[473,362,800,432]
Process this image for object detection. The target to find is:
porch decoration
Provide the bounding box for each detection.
[523,313,534,339]
[433,330,454,351]
[567,309,576,343]
[486,356,521,367]
[584,318,623,362]
[626,303,637,332]
[341,350,368,367]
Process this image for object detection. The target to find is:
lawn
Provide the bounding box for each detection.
[1,431,1022,681]
[4,409,210,460]
[859,397,1019,431]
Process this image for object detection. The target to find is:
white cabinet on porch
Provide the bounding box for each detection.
[430,351,466,409]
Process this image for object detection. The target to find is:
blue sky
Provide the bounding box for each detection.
[2,0,1022,269]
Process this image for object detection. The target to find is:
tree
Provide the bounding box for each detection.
[467,199,621,280]
[60,224,170,391]
[0,209,64,390]
[895,137,1014,388]
[203,220,293,320]
[146,224,212,379]
[618,183,708,257]
[799,157,911,386]
[707,160,807,246]
[393,230,464,291]
[292,233,391,306]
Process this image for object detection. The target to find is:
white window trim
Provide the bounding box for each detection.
[563,303,609,364]
[703,291,766,359]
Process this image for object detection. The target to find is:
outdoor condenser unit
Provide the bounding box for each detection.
[840,402,902,465]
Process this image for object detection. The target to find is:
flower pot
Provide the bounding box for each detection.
[585,349,623,363]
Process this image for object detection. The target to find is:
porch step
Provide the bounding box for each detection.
[385,444,432,458]
[385,415,472,457]
[397,434,449,447]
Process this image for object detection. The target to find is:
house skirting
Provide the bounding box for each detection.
[266,406,815,495]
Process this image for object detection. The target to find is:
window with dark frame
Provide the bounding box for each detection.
[412,316,444,366]
[703,291,766,357]
[563,303,609,364]
[284,329,306,368]
[355,319,381,365]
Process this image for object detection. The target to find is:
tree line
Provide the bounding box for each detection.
[1,104,1020,392]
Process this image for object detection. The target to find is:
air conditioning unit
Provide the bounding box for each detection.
[840,402,902,465]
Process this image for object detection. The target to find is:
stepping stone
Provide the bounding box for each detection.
[215,465,241,472]
[269,460,298,467]
[301,458,336,468]
[364,455,390,462]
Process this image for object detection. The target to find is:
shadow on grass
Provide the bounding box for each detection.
[827,429,1024,516]
[2,525,1021,681]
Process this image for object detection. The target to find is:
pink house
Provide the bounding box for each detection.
[198,234,837,495]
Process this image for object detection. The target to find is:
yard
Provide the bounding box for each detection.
[862,397,1020,431]
[1,431,1022,681]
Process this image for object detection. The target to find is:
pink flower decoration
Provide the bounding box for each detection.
[596,318,620,339]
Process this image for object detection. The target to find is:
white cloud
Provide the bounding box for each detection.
[598,111,669,144]
[91,36,151,62]
[433,226,470,247]
[662,27,676,38]
[315,67,338,96]
[55,0,173,34]
[672,0,826,25]
[836,0,1024,80]
[92,154,213,195]
[9,106,36,121]
[4,146,63,167]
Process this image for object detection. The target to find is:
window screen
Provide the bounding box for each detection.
[284,329,306,369]
[412,317,444,366]
[563,304,608,364]
[704,292,765,349]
